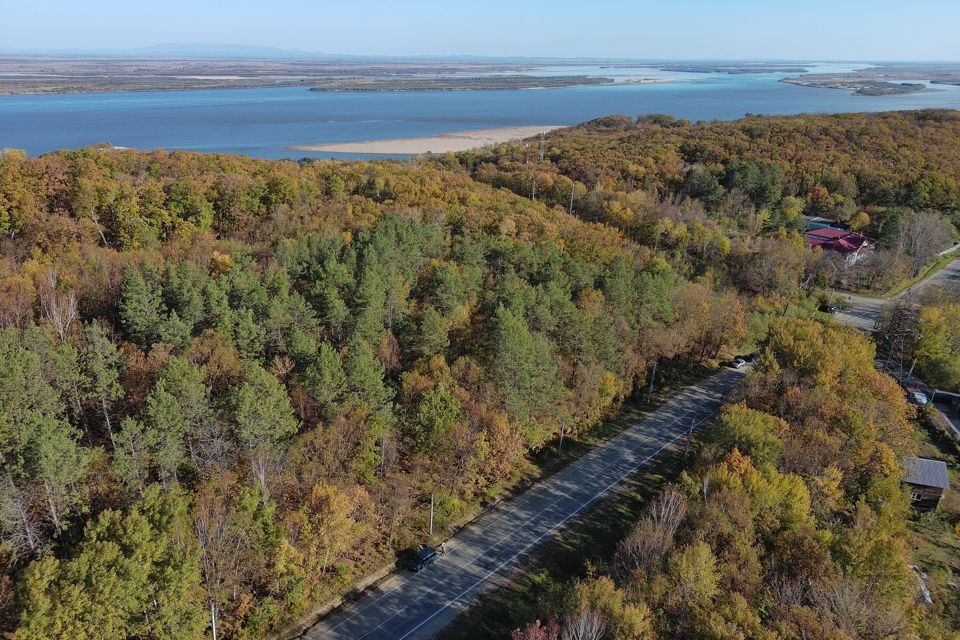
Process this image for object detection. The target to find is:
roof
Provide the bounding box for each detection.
[903,457,950,491]
[805,229,873,255]
[804,216,851,232]
[807,227,852,240]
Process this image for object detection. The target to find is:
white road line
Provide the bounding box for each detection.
[308,373,735,639]
[320,401,706,636]
[329,400,714,637]
[395,411,717,640]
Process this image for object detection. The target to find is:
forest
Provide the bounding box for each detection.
[0,109,958,639]
[511,318,933,640]
[461,109,960,289]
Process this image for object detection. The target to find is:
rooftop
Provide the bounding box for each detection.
[903,456,950,490]
[805,228,873,255]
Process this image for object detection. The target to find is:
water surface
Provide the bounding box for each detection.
[1,63,957,159]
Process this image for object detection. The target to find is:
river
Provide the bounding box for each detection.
[1,63,958,159]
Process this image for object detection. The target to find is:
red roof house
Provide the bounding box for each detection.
[805,228,874,266]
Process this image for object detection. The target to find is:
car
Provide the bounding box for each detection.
[730,357,747,369]
[907,388,929,407]
[405,546,437,573]
[819,303,841,314]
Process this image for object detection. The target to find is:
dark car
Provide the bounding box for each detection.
[405,546,438,573]
[819,303,841,314]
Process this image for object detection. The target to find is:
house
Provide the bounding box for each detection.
[902,456,950,510]
[805,227,874,267]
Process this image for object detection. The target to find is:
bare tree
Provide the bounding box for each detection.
[769,575,809,609]
[195,475,250,640]
[811,578,907,640]
[561,609,606,640]
[38,270,78,342]
[0,477,44,564]
[895,211,955,276]
[0,275,35,329]
[614,485,687,579]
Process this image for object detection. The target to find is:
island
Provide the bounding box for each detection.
[782,76,927,95]
[653,63,810,74]
[779,63,960,96]
[307,75,613,92]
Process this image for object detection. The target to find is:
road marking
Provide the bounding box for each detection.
[394,411,718,640]
[318,399,712,636]
[307,372,737,639]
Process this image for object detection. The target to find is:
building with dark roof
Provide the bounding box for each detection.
[902,456,950,511]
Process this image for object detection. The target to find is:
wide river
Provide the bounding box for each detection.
[2,63,959,159]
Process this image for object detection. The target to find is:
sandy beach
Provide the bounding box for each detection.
[291,125,565,154]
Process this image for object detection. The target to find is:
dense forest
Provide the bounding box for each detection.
[462,109,960,289]
[0,109,958,639]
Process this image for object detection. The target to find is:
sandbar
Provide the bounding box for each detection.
[291,125,565,154]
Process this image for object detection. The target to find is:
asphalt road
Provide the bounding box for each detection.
[835,255,960,331]
[301,367,746,640]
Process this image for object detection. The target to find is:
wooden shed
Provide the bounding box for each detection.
[902,457,950,511]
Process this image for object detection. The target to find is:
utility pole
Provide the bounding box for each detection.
[539,130,545,163]
[684,417,695,458]
[558,420,566,454]
[646,359,658,405]
[568,183,575,213]
[428,493,434,537]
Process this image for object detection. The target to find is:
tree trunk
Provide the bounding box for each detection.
[101,396,116,449]
[210,600,218,640]
[43,481,62,531]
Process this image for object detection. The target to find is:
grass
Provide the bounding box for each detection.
[436,406,703,640]
[907,416,960,630]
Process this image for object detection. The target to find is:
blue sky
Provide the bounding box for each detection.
[2,0,959,60]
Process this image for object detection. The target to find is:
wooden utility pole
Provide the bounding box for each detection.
[558,420,566,454]
[428,493,435,536]
[646,359,658,405]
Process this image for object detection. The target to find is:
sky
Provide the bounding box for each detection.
[2,0,959,61]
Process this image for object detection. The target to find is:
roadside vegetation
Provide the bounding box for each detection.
[0,109,959,638]
[878,285,960,394]
[508,318,948,640]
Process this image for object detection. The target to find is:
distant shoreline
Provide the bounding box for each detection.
[291,125,565,154]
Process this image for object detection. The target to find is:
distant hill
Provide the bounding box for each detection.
[133,43,327,59]
[0,42,336,59]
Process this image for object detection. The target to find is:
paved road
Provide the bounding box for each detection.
[835,254,960,331]
[834,255,960,437]
[301,368,746,640]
